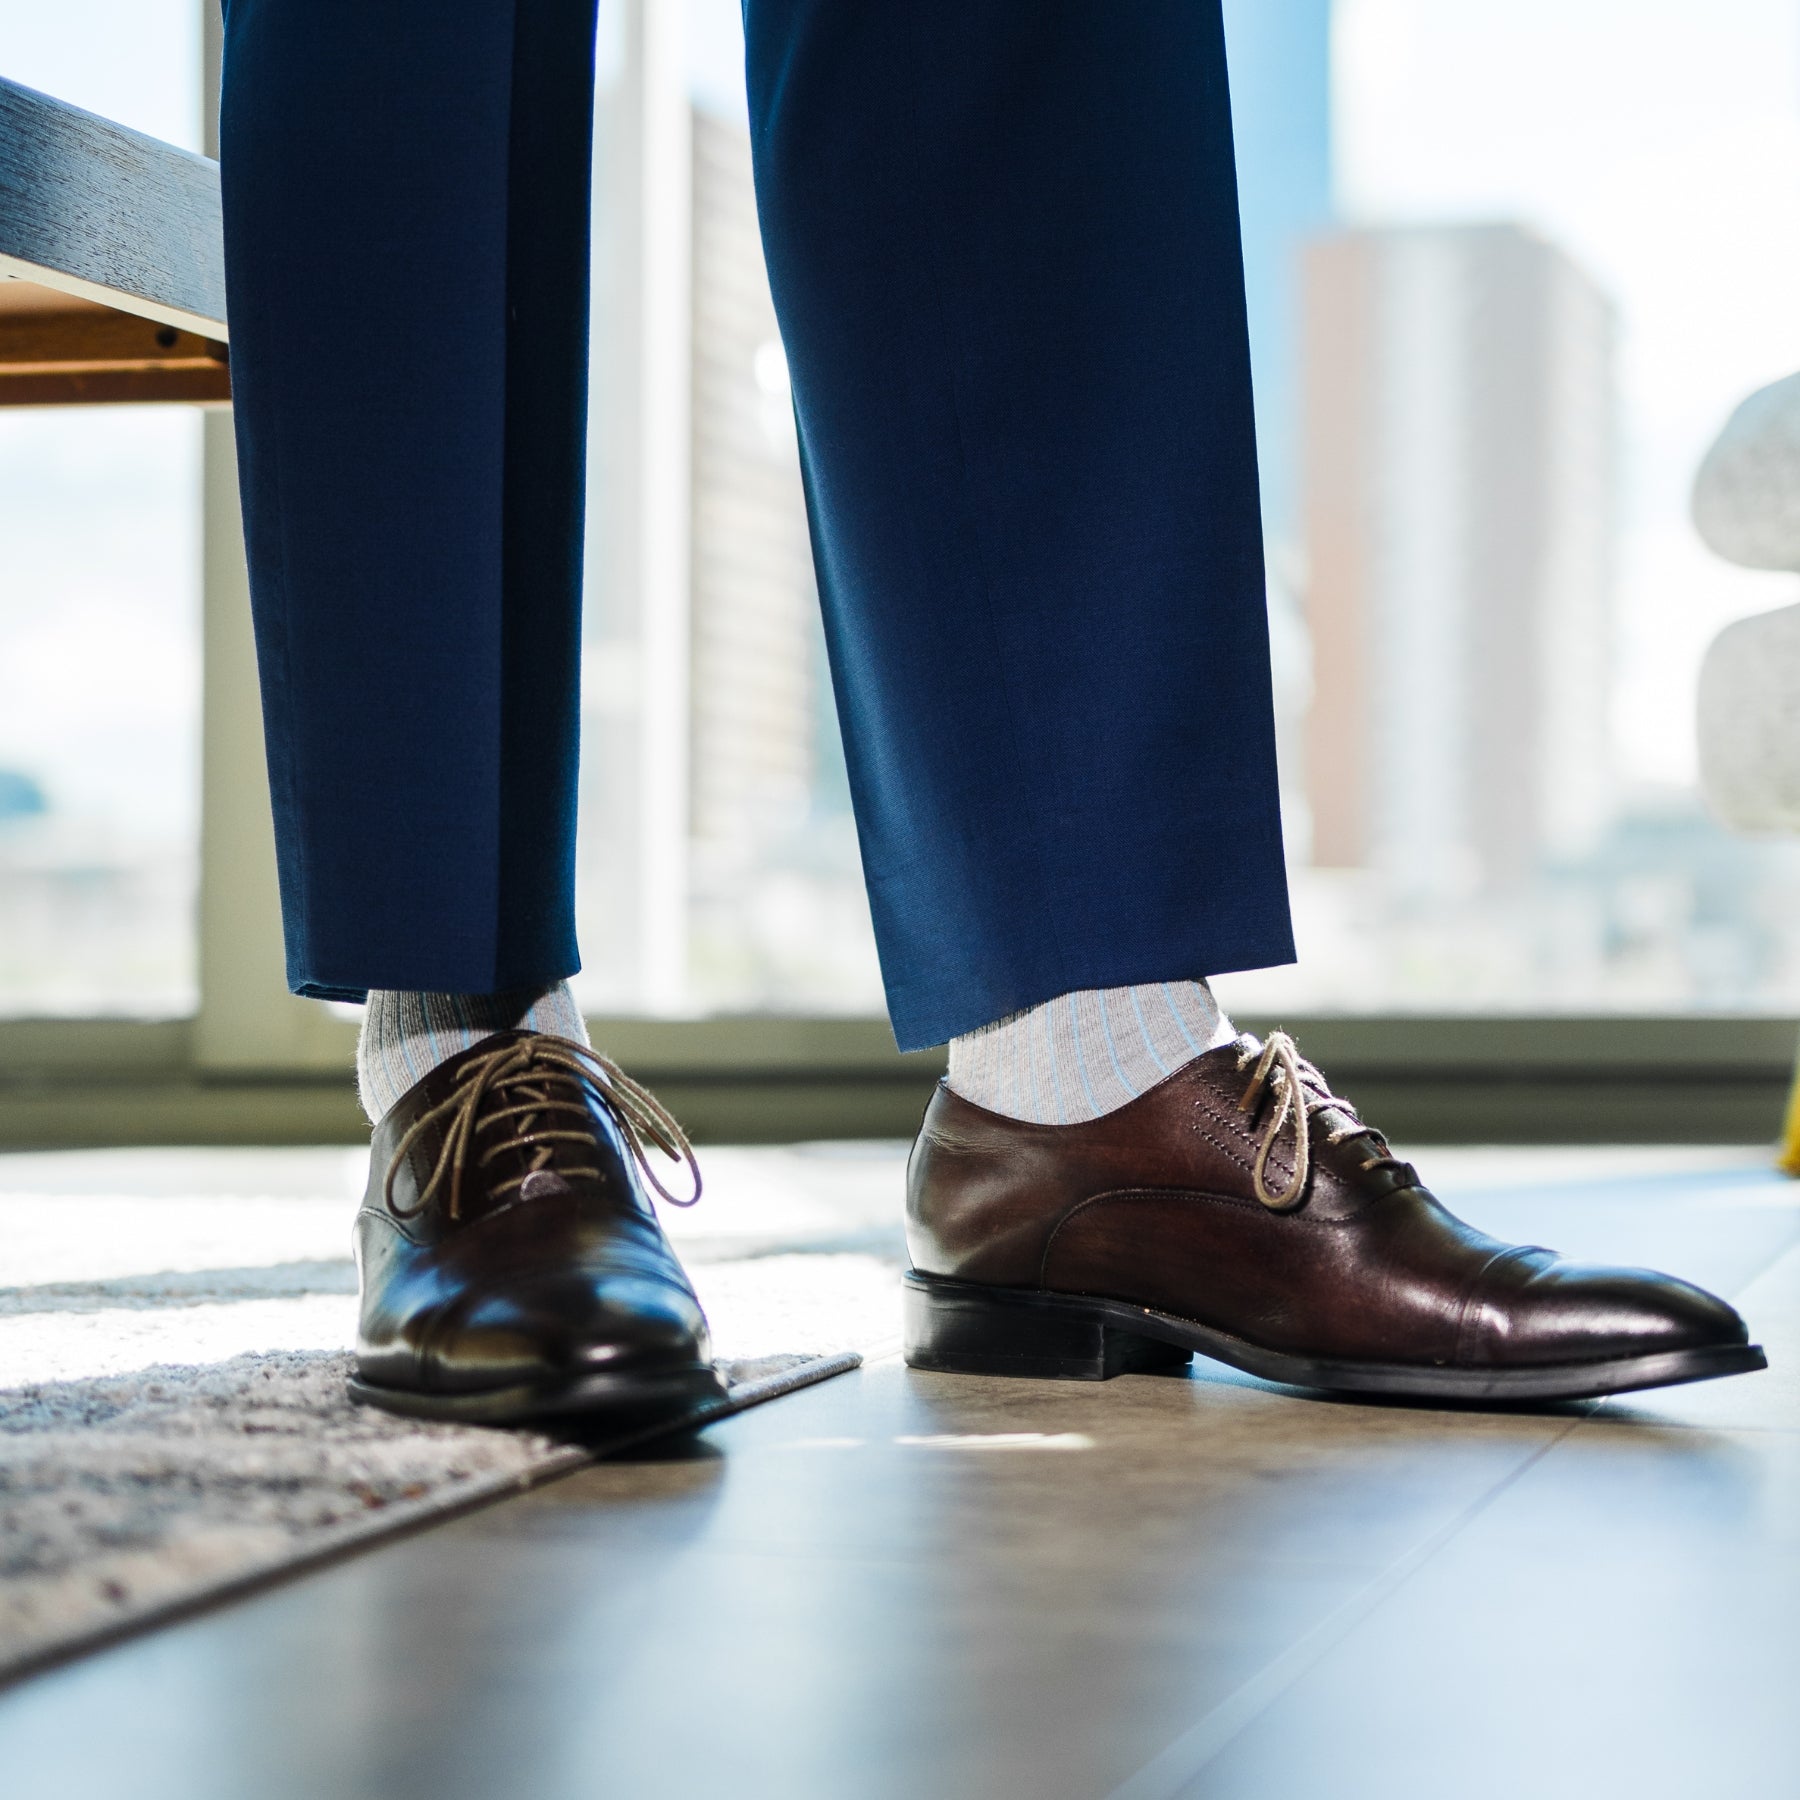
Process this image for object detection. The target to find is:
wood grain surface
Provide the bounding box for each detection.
[0,74,225,338]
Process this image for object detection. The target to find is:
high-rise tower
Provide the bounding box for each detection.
[1222,0,1335,549]
[1302,223,1618,892]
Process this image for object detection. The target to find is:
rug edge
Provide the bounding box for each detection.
[0,1347,863,1692]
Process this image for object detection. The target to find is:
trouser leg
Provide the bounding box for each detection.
[744,0,1293,1050]
[218,0,597,1000]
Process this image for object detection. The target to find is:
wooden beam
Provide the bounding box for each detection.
[0,284,227,404]
[0,363,227,405]
[0,74,225,338]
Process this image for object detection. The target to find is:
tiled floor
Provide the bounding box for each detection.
[0,1144,1795,1799]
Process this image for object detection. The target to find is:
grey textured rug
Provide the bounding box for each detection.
[0,1143,906,1686]
[0,1346,857,1685]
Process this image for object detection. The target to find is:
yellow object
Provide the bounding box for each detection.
[1779,1040,1800,1176]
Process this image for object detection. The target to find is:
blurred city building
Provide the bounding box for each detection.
[683,107,873,1011]
[1301,223,1618,894]
[0,402,200,1019]
[574,5,880,1016]
[1215,215,1800,1017]
[1221,0,1336,554]
[1220,0,1336,869]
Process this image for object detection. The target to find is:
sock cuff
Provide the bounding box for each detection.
[354,983,590,1124]
[947,981,1235,1125]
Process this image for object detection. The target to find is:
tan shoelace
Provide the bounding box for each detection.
[384,1035,702,1223]
[1235,1029,1407,1211]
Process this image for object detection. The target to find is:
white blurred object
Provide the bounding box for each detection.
[1696,602,1800,832]
[1692,372,1800,572]
[1692,370,1800,833]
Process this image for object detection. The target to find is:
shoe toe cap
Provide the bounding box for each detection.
[433,1269,712,1389]
[1477,1258,1750,1365]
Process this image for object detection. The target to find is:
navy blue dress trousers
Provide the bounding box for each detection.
[218,0,1294,1051]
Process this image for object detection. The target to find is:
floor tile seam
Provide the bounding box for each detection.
[1099,1417,1585,1800]
[0,1295,356,1320]
[616,1540,1526,1589]
[1575,1415,1800,1438]
[1719,1232,1800,1308]
[586,1539,953,1573]
[0,1257,356,1293]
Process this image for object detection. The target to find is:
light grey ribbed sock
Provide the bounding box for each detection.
[355,982,591,1124]
[947,980,1238,1124]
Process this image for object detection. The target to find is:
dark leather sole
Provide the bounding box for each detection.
[902,1271,1769,1404]
[347,1361,729,1425]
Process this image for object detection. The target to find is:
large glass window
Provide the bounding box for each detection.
[1216,0,1800,1016]
[571,0,885,1018]
[575,0,1800,1025]
[7,1,1795,1029]
[0,2,203,1017]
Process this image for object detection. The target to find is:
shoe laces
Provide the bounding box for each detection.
[384,1035,701,1223]
[1234,1029,1410,1211]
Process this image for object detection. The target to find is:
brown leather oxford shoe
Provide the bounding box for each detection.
[905,1030,1766,1403]
[349,1031,726,1424]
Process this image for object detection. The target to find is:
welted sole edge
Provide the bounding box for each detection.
[902,1271,1767,1405]
[347,1362,730,1425]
